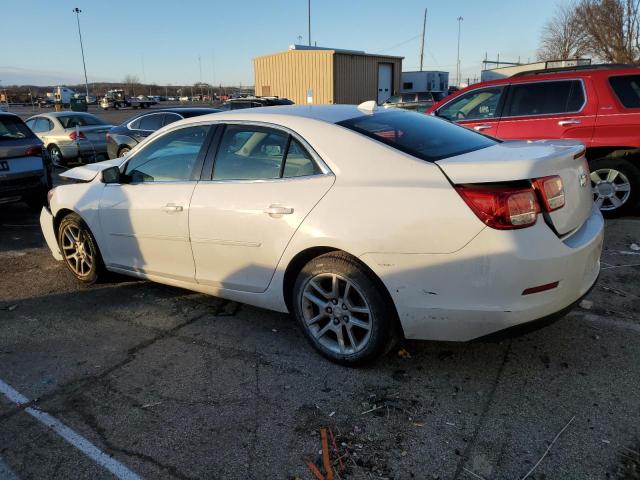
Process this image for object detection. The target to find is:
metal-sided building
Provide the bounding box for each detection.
[253,45,403,105]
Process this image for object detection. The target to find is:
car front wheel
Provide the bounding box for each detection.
[57,213,105,284]
[292,252,399,366]
[590,158,640,218]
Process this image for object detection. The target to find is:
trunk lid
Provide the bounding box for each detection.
[436,140,593,236]
[76,125,112,144]
[0,137,42,160]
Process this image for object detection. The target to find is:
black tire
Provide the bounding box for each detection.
[48,144,65,167]
[590,157,640,218]
[292,252,399,366]
[118,146,131,157]
[57,213,105,284]
[24,189,47,210]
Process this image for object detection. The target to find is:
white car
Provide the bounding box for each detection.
[40,104,604,365]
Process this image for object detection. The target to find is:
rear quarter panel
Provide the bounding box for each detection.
[592,73,640,149]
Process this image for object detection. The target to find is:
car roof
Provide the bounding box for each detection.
[199,104,372,124]
[0,112,21,119]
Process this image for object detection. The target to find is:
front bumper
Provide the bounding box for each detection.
[40,207,62,261]
[362,204,604,341]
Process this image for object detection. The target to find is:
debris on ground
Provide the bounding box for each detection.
[397,348,412,359]
[579,299,593,310]
[303,427,343,480]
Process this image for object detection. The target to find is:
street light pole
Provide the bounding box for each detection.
[308,0,311,46]
[73,8,90,101]
[456,16,463,87]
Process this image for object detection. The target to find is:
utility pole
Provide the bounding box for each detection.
[419,8,427,71]
[308,0,311,46]
[73,8,90,101]
[456,16,463,87]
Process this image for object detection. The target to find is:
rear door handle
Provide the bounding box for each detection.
[162,203,183,213]
[264,205,294,216]
[558,119,581,126]
[473,125,492,131]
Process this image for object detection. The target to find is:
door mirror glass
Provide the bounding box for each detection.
[101,165,121,184]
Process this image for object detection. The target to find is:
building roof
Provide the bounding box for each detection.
[254,45,403,61]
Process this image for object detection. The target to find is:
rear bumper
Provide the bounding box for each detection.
[362,204,604,341]
[40,207,62,260]
[0,170,47,202]
[59,142,108,161]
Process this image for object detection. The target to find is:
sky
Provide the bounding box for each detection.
[1,0,569,87]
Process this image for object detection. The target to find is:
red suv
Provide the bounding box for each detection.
[427,65,640,217]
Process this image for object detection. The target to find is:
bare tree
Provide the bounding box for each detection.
[537,2,588,60]
[575,0,640,63]
[123,74,141,96]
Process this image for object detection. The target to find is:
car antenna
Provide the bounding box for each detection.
[357,100,378,113]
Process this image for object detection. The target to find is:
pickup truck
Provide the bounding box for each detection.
[100,90,154,110]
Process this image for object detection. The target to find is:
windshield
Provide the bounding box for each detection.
[0,116,36,140]
[57,114,106,129]
[337,110,497,162]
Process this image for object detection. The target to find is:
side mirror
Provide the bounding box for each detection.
[102,166,121,184]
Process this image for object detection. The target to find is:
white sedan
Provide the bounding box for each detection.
[40,103,603,365]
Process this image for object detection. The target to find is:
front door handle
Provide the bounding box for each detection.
[264,205,294,216]
[162,203,183,213]
[558,119,581,126]
[473,125,492,131]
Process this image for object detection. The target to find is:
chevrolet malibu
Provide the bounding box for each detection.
[40,104,603,365]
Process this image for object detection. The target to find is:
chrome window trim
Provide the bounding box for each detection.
[121,119,333,184]
[209,120,332,176]
[126,112,178,132]
[500,78,587,119]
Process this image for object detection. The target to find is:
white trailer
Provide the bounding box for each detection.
[400,71,449,98]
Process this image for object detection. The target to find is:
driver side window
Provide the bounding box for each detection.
[437,87,504,121]
[124,125,210,183]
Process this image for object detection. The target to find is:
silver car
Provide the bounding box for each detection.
[25,112,112,166]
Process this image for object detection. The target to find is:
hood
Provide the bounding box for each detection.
[60,158,124,182]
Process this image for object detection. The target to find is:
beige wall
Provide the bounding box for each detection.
[333,53,402,104]
[253,50,334,104]
[253,50,402,105]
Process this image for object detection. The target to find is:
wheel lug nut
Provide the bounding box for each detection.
[342,304,347,310]
[332,299,338,305]
[343,316,349,322]
[333,317,340,325]
[326,307,333,314]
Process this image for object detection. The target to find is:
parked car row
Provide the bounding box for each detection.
[427,64,640,217]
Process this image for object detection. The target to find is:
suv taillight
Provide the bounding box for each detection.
[24,145,42,156]
[69,131,86,141]
[455,184,540,230]
[532,175,565,211]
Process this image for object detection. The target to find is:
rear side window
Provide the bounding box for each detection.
[0,116,36,140]
[437,87,504,121]
[162,113,182,126]
[138,114,164,131]
[337,110,497,162]
[57,114,105,128]
[609,75,640,108]
[504,80,584,117]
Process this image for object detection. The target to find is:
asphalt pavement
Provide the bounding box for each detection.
[0,174,639,479]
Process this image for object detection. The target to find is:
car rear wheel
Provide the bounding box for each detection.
[57,213,105,284]
[292,252,399,366]
[590,158,640,218]
[48,145,64,167]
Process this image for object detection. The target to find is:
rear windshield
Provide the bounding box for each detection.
[0,116,36,141]
[609,75,640,108]
[57,114,106,128]
[337,110,497,162]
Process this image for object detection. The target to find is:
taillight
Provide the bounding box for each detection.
[455,184,540,230]
[69,131,86,141]
[532,175,565,211]
[106,132,110,141]
[25,145,42,156]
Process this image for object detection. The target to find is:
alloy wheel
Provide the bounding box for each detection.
[60,224,94,277]
[591,168,631,211]
[49,147,63,166]
[300,273,372,355]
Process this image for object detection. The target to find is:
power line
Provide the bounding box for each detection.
[375,34,422,54]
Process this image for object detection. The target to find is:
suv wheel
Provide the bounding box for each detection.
[590,158,640,218]
[292,252,399,366]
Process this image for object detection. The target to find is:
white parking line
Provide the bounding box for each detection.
[0,379,141,480]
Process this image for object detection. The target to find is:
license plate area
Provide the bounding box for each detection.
[0,161,9,172]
